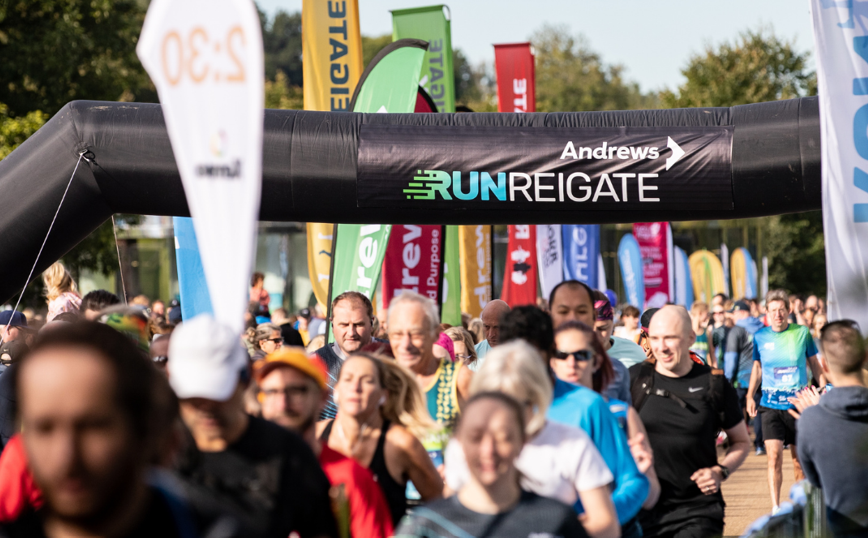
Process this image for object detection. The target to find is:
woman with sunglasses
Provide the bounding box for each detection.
[554,322,662,529]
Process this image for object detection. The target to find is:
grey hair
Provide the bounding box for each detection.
[387,291,440,338]
[766,289,790,307]
[254,323,280,345]
[470,340,552,436]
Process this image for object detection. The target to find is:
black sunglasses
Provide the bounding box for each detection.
[820,319,861,337]
[553,349,594,361]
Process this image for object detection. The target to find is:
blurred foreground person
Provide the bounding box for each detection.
[170,316,338,538]
[255,349,394,538]
[444,341,618,538]
[0,322,195,537]
[796,321,868,537]
[631,306,750,538]
[396,392,588,538]
[317,353,443,526]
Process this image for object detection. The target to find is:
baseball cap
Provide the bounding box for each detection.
[254,347,328,390]
[0,340,29,365]
[595,299,614,322]
[730,300,751,313]
[640,308,660,330]
[0,311,28,329]
[298,308,311,319]
[168,315,249,401]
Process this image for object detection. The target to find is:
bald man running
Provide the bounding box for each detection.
[629,306,750,538]
[472,299,511,371]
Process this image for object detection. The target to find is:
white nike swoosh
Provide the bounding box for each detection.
[688,387,703,392]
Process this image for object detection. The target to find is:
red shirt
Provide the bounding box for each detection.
[0,434,43,522]
[318,444,394,538]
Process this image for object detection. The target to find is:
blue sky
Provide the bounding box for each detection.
[256,0,815,93]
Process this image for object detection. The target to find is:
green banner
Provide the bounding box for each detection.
[441,225,461,325]
[329,40,428,341]
[352,39,428,113]
[329,224,392,303]
[392,5,455,113]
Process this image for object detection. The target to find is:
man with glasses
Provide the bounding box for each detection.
[314,291,377,419]
[746,289,826,514]
[256,348,395,538]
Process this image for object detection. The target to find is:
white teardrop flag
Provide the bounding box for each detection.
[137,0,264,332]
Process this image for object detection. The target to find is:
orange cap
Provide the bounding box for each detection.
[254,347,329,390]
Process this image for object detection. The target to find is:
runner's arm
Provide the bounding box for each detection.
[746,361,762,417]
[577,485,619,538]
[392,427,444,501]
[706,327,717,368]
[626,408,660,509]
[807,354,826,387]
[718,420,750,474]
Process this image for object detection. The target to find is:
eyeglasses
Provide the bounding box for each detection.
[456,353,473,360]
[553,349,594,361]
[820,319,861,337]
[260,385,311,399]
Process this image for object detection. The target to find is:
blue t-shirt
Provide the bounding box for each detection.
[548,378,649,524]
[752,324,818,410]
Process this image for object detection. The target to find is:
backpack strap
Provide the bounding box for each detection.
[631,359,690,413]
[708,368,727,427]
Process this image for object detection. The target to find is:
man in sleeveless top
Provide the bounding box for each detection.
[387,292,473,462]
[314,292,377,419]
[255,349,394,538]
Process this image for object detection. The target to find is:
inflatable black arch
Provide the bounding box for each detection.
[0,97,820,302]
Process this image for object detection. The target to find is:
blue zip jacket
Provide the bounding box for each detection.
[548,378,649,524]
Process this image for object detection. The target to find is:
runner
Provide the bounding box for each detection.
[591,294,640,403]
[554,321,661,514]
[314,291,377,419]
[251,322,283,361]
[317,352,443,525]
[796,321,868,536]
[41,262,81,322]
[614,305,642,342]
[746,290,825,512]
[630,306,751,538]
[445,340,619,538]
[689,302,715,366]
[255,348,394,538]
[472,299,510,368]
[169,315,338,538]
[79,290,121,321]
[443,326,477,368]
[386,292,473,460]
[395,392,588,538]
[0,322,223,537]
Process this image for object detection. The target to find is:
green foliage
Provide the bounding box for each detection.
[659,27,824,296]
[265,71,303,109]
[0,0,154,117]
[531,25,657,112]
[262,10,303,86]
[661,28,816,108]
[765,212,826,296]
[0,103,47,158]
[362,34,392,69]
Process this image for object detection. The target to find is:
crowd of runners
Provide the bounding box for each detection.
[0,261,865,538]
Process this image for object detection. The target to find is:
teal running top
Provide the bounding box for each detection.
[752,324,817,410]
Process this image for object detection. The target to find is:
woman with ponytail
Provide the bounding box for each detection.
[317,352,443,526]
[42,262,81,321]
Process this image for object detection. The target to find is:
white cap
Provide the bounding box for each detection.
[168,314,249,401]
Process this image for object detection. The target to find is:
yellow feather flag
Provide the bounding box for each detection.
[459,225,492,318]
[688,251,726,304]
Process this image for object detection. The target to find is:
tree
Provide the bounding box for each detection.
[531,25,656,113]
[661,27,825,296]
[0,104,47,159]
[0,0,154,117]
[262,10,303,86]
[661,28,815,108]
[265,71,303,110]
[362,34,392,69]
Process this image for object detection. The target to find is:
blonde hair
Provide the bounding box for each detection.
[468,318,484,345]
[306,334,325,354]
[344,353,436,439]
[469,340,551,436]
[690,301,709,316]
[444,326,477,364]
[42,262,76,301]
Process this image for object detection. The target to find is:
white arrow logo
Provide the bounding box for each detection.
[665,136,685,170]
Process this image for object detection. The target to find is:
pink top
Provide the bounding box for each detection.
[47,291,81,321]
